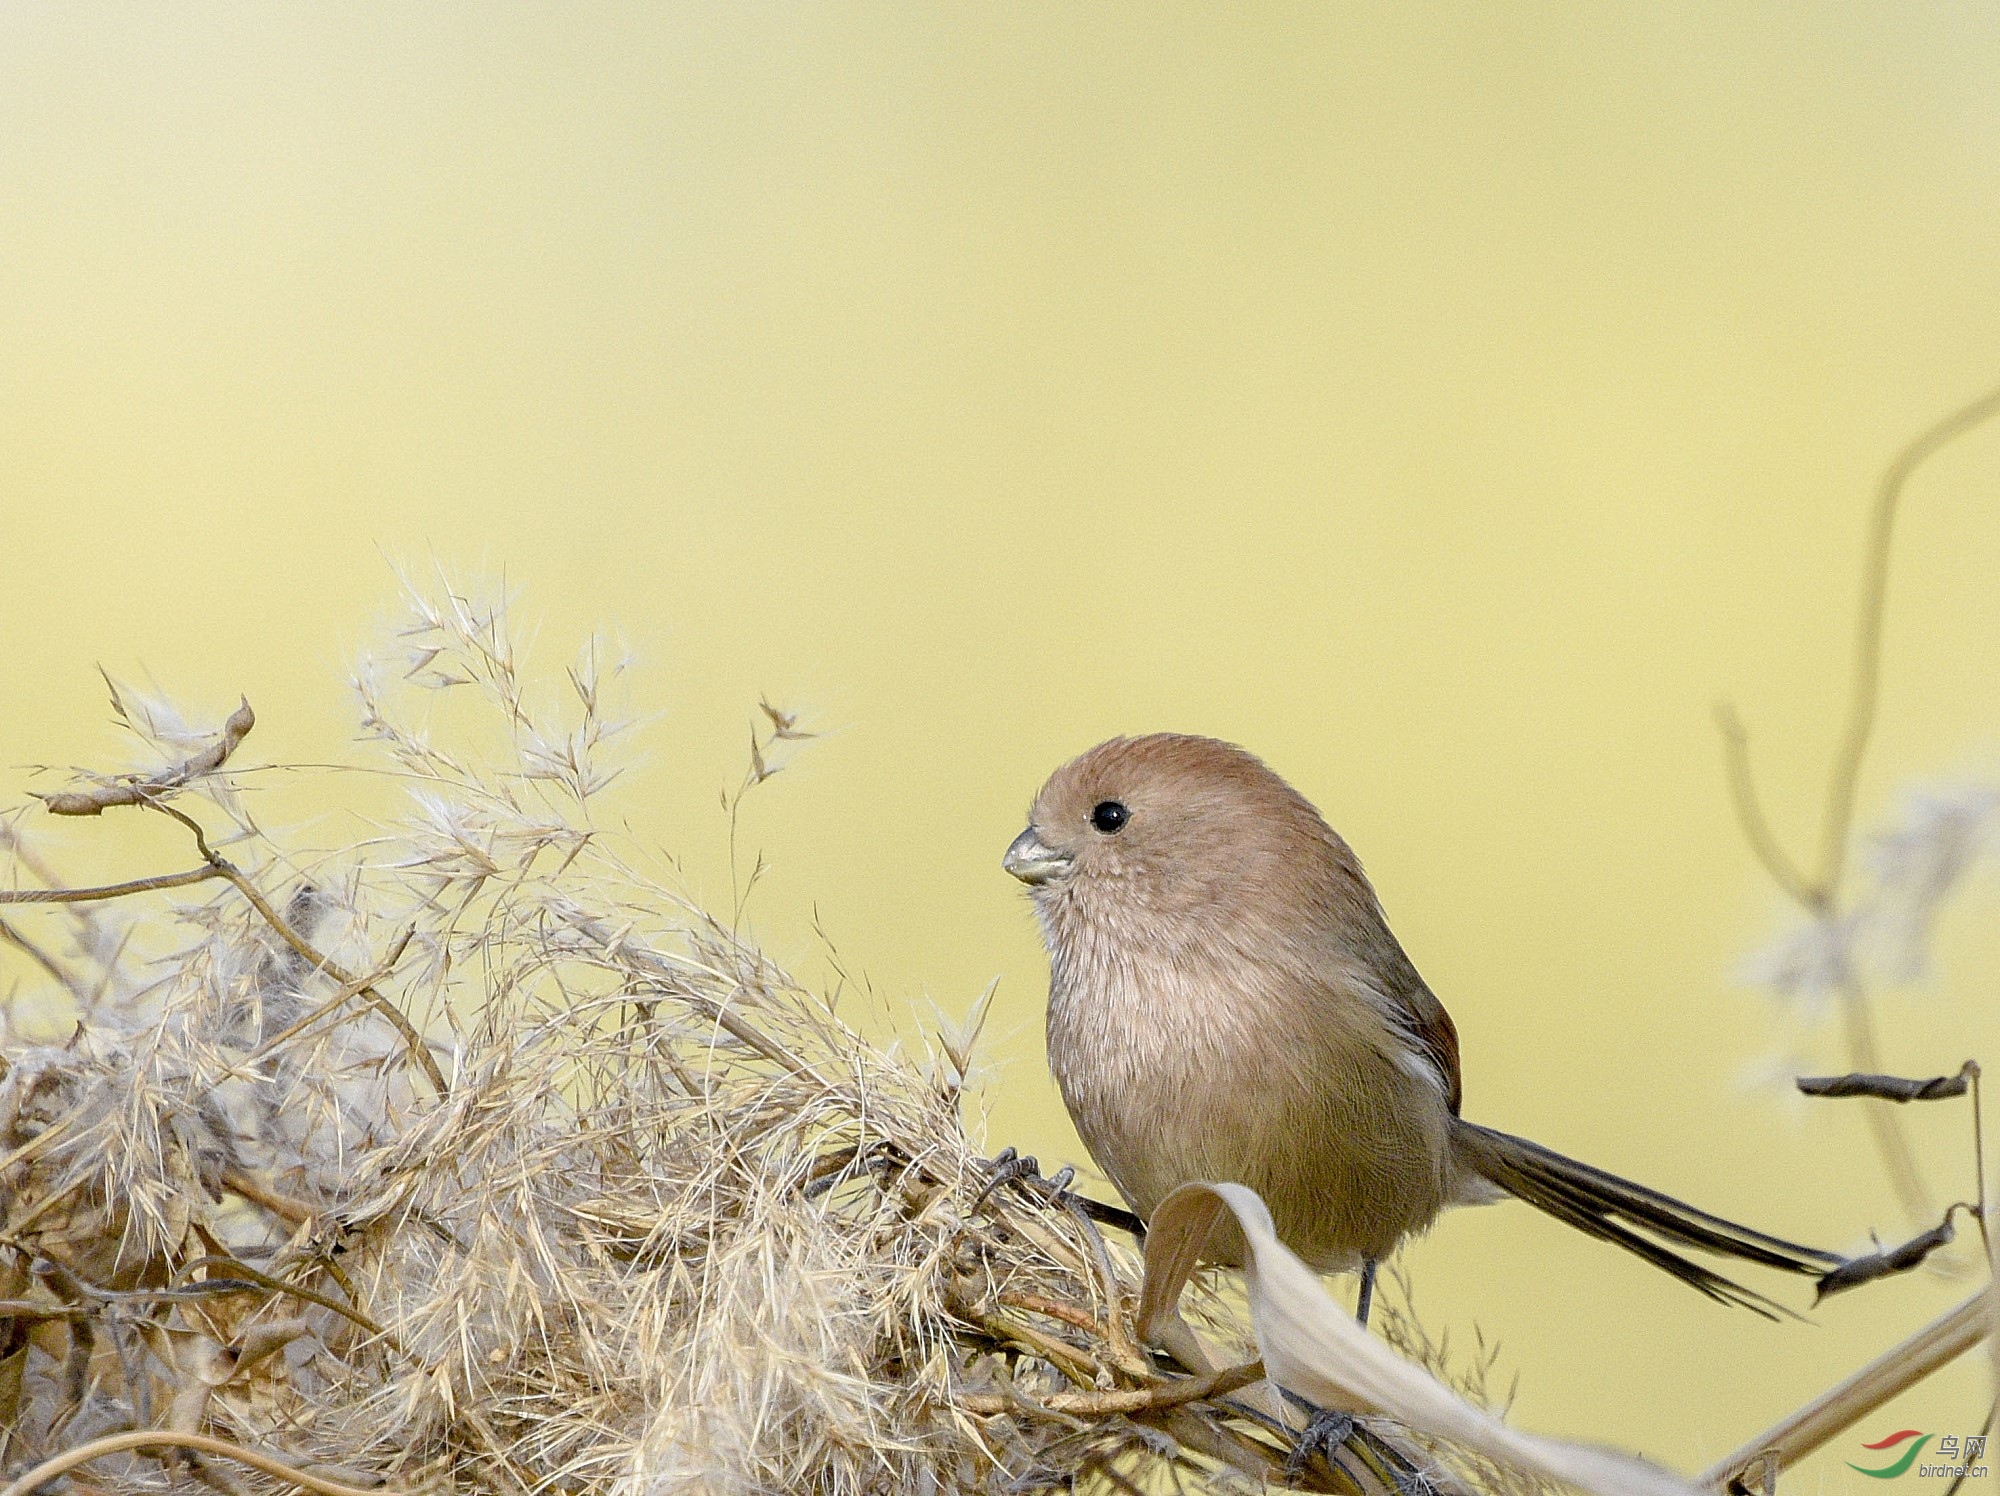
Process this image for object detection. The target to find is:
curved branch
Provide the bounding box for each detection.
[1817,384,2000,894]
[0,1430,396,1496]
[1718,382,2000,907]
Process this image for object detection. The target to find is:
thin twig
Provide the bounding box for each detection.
[170,1254,388,1341]
[959,1359,1266,1418]
[1715,703,1816,906]
[0,916,87,1005]
[0,1300,84,1319]
[1817,385,2000,894]
[1720,383,2000,907]
[213,926,418,1084]
[221,865,446,1095]
[1942,1402,1996,1496]
[0,866,225,904]
[147,799,449,1097]
[218,1168,318,1227]
[1972,1061,1990,1259]
[951,1291,1110,1389]
[9,750,448,1096]
[0,1429,393,1496]
[997,1290,1110,1339]
[1057,1190,1149,1378]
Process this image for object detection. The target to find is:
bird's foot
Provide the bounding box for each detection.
[1280,1394,1436,1495]
[1283,1405,1356,1484]
[973,1147,1075,1211]
[973,1147,1147,1238]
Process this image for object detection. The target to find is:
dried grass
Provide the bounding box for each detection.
[0,581,1541,1496]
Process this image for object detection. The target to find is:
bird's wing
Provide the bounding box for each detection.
[1387,971,1463,1116]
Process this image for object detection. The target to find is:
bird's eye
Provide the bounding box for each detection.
[1090,801,1130,834]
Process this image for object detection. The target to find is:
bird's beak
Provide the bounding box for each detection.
[1003,827,1072,886]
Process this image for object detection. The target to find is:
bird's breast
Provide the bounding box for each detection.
[1043,932,1455,1269]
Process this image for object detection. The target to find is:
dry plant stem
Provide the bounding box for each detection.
[217,1168,316,1227]
[452,1404,537,1496]
[1817,385,2000,892]
[954,1294,1109,1387]
[1969,1061,1989,1259]
[216,927,418,1083]
[1990,1142,2000,1460]
[149,800,448,1097]
[1720,383,2000,904]
[1714,707,1814,907]
[1699,1289,1990,1490]
[1716,383,2000,1222]
[206,859,446,1096]
[997,1290,1110,1339]
[557,902,825,1085]
[0,1430,395,1496]
[0,866,224,904]
[1837,974,1936,1226]
[958,1359,1266,1418]
[1058,1192,1148,1377]
[1148,1405,1298,1489]
[171,1255,386,1339]
[5,729,447,1094]
[0,1300,84,1318]
[0,916,80,990]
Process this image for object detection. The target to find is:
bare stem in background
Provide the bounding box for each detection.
[1835,974,1935,1226]
[1719,382,2000,1222]
[1817,388,2000,893]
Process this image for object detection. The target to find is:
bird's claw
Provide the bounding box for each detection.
[1282,1402,1437,1496]
[1283,1406,1356,1483]
[973,1148,1076,1212]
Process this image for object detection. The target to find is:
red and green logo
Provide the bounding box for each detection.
[1850,1431,1931,1479]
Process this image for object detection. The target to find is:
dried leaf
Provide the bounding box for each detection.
[1139,1181,1704,1496]
[1796,1069,1971,1103]
[1816,1214,1961,1301]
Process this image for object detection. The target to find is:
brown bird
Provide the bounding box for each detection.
[1003,732,1843,1319]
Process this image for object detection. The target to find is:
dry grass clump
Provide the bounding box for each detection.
[0,584,1522,1496]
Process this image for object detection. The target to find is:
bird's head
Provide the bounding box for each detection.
[1004,733,1336,931]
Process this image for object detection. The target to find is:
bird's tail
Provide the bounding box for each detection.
[1450,1120,1844,1318]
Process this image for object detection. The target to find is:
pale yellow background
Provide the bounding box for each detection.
[5,7,2000,1488]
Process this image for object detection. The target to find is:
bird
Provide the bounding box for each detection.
[1002,731,1845,1322]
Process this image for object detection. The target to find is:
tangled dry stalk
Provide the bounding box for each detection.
[0,585,1535,1496]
